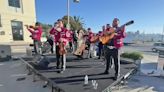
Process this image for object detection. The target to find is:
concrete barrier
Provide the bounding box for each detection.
[26,47,32,57]
[157,50,164,74]
[0,45,11,61]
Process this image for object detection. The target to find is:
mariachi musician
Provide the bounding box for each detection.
[26,22,43,55]
[88,18,133,80]
[73,29,85,58]
[103,18,127,80]
[50,19,70,73]
[87,28,95,58]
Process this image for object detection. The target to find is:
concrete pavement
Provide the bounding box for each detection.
[112,75,164,92]
[111,45,164,92]
[0,60,50,92]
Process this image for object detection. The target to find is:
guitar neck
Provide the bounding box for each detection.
[124,20,134,26]
[119,20,134,29]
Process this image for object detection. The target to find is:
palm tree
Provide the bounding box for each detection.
[61,15,85,31]
[41,23,52,37]
[72,16,84,31]
[62,15,73,28]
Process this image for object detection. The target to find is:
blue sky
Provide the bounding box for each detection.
[36,0,164,34]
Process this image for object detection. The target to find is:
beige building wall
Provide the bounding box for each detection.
[0,0,36,43]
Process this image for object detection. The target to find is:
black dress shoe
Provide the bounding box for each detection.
[56,66,60,69]
[57,71,60,73]
[113,75,120,80]
[60,71,64,73]
[104,71,109,74]
[79,55,84,59]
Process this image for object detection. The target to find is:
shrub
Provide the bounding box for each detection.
[121,52,143,60]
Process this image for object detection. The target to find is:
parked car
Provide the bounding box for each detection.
[152,42,164,52]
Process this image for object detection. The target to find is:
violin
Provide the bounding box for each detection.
[25,25,38,30]
[59,42,66,55]
[30,25,38,30]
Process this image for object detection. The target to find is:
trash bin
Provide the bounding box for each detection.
[26,47,32,56]
[135,59,141,73]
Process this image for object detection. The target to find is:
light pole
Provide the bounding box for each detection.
[66,0,79,30]
[67,0,70,29]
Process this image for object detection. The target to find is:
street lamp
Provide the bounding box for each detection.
[74,0,80,3]
[66,0,79,30]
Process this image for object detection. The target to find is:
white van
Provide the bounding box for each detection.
[152,42,164,52]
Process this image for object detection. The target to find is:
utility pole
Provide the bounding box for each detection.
[67,0,79,30]
[67,0,70,29]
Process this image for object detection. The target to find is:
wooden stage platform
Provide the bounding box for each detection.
[20,55,137,92]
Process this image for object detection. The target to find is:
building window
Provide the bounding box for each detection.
[8,0,20,8]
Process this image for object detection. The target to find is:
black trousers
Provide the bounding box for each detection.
[69,42,73,52]
[47,39,54,53]
[56,45,64,69]
[104,46,120,76]
[98,42,103,58]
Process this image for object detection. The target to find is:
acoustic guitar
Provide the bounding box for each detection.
[99,20,134,45]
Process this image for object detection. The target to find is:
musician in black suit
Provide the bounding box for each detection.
[104,18,126,80]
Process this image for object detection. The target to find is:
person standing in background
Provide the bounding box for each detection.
[68,30,73,53]
[102,25,106,31]
[46,35,54,54]
[87,28,94,58]
[72,30,78,53]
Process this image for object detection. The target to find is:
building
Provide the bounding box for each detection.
[0,0,36,43]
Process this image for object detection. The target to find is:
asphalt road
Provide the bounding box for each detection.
[123,45,157,56]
